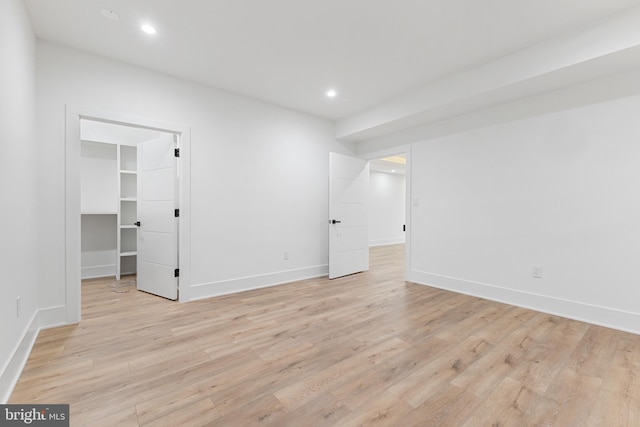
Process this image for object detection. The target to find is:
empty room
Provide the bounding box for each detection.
[3,0,640,425]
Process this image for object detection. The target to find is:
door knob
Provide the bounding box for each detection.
[329,219,341,224]
[134,221,141,227]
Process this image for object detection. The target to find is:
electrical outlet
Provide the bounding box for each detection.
[16,296,21,318]
[532,265,543,279]
[283,250,289,261]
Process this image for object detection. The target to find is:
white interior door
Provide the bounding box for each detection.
[137,134,178,300]
[329,152,369,279]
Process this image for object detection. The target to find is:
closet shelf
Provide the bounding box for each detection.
[82,140,138,281]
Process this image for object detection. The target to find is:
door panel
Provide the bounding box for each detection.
[337,227,368,252]
[143,143,175,169]
[139,262,176,300]
[331,178,368,204]
[333,200,367,225]
[142,201,176,232]
[137,134,178,300]
[142,232,177,266]
[338,248,368,273]
[329,152,369,279]
[142,168,175,200]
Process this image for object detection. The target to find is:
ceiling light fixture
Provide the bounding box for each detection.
[326,89,337,98]
[99,9,119,20]
[141,24,157,35]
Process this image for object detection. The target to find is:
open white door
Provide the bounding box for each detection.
[137,134,178,300]
[329,152,369,279]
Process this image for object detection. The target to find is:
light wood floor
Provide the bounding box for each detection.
[10,244,640,426]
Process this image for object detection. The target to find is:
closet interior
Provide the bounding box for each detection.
[80,120,165,281]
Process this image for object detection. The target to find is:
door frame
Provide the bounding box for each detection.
[358,145,411,277]
[65,105,191,324]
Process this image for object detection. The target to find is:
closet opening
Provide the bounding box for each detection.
[66,107,191,324]
[80,118,180,300]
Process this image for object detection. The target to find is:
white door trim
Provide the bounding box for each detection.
[65,105,192,324]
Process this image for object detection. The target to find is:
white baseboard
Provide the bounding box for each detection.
[408,270,640,335]
[38,305,67,330]
[369,237,405,247]
[0,312,39,404]
[189,265,328,301]
[81,264,116,280]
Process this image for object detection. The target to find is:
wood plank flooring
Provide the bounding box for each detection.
[10,244,640,426]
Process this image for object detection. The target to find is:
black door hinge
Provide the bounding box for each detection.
[175,209,180,218]
[174,268,180,278]
[403,224,406,232]
[174,148,180,157]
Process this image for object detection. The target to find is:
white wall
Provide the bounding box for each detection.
[36,41,354,318]
[0,0,39,402]
[80,141,118,214]
[408,91,640,334]
[356,67,640,157]
[369,171,405,246]
[81,215,117,279]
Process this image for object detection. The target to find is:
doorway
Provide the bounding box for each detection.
[369,154,407,247]
[80,120,179,300]
[65,106,191,323]
[327,150,409,280]
[367,151,409,277]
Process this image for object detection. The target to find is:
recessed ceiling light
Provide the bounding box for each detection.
[99,9,119,20]
[391,169,396,173]
[326,89,337,98]
[141,24,157,35]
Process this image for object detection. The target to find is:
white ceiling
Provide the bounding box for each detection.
[24,0,640,123]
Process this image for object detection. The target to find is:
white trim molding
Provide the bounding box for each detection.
[189,265,328,301]
[369,238,405,247]
[81,265,117,280]
[38,306,67,330]
[0,312,39,404]
[408,269,640,335]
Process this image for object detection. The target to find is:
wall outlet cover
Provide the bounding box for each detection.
[532,265,543,279]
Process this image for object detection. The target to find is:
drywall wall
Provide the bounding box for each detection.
[0,0,39,402]
[337,6,640,141]
[79,141,118,279]
[408,92,640,333]
[357,67,640,156]
[81,215,117,279]
[369,171,405,246]
[80,141,118,214]
[36,41,354,320]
